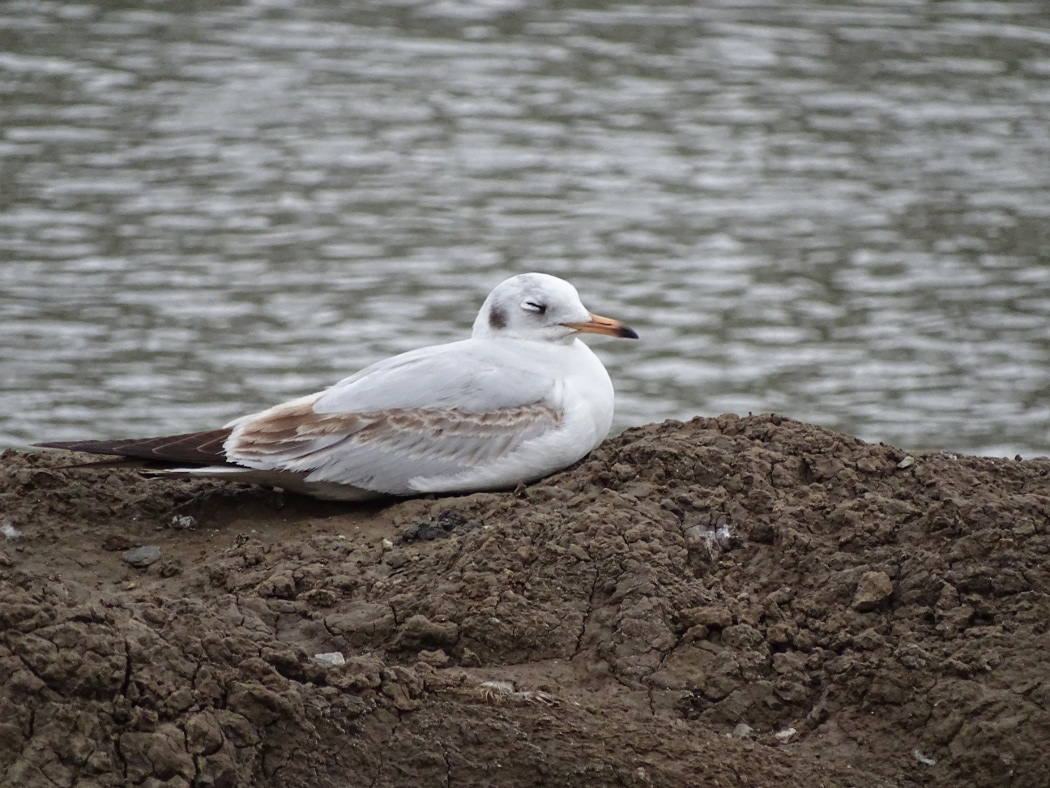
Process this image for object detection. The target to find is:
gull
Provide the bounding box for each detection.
[35,273,638,500]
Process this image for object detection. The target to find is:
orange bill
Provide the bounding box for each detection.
[561,313,638,339]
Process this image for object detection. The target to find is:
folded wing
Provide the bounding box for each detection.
[224,340,564,494]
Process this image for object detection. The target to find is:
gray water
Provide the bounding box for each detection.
[2,0,1049,458]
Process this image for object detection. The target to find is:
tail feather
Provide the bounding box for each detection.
[34,429,233,466]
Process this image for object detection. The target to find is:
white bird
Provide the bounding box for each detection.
[36,273,638,500]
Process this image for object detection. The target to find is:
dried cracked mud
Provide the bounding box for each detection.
[2,414,1049,787]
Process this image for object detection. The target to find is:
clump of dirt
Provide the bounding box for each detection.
[2,414,1049,787]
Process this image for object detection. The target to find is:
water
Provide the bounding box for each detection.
[2,0,1049,458]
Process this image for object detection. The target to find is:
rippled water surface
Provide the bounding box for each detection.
[2,0,1049,457]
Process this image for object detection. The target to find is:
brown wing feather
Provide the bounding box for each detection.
[34,429,233,466]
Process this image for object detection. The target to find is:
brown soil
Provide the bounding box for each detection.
[2,414,1049,788]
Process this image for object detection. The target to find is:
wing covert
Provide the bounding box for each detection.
[225,398,563,494]
[312,340,556,415]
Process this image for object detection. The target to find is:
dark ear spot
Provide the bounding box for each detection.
[488,305,507,330]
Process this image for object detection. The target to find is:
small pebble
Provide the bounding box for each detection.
[731,723,754,738]
[852,570,893,612]
[417,649,450,667]
[897,456,915,469]
[122,545,162,568]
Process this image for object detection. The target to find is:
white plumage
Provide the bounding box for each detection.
[37,273,638,500]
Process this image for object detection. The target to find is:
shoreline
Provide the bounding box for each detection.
[2,413,1048,787]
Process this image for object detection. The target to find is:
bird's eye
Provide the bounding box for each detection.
[522,300,547,315]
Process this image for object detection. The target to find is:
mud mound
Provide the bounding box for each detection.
[2,414,1049,787]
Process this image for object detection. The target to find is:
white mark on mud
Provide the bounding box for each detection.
[774,727,797,743]
[912,749,937,766]
[477,680,557,706]
[685,521,731,545]
[312,652,346,667]
[170,514,197,530]
[480,680,515,694]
